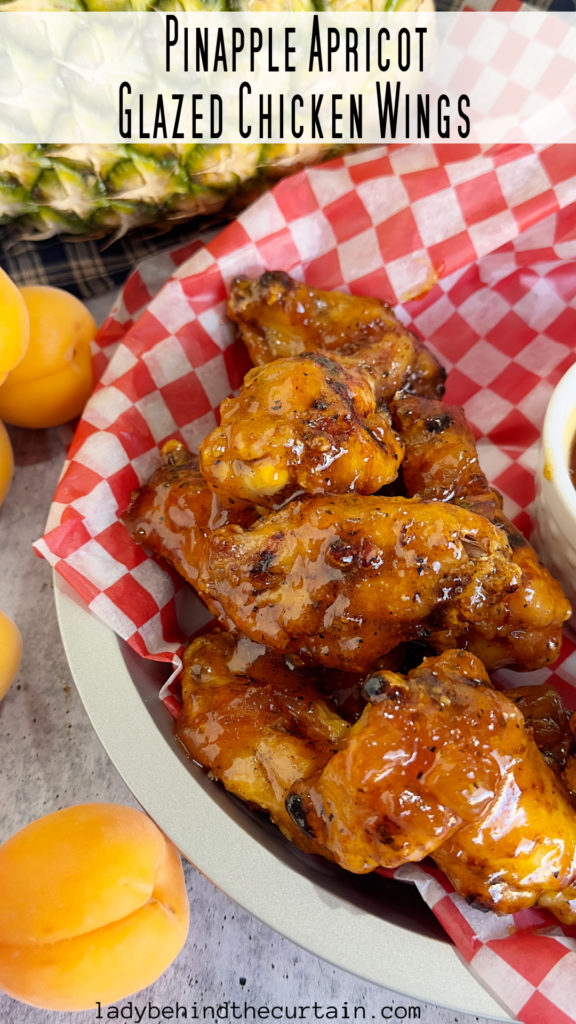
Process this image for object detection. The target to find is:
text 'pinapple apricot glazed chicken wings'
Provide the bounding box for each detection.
[123,271,575,925]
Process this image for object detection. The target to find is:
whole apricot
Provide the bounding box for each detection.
[0,268,29,385]
[0,420,14,507]
[0,286,95,429]
[0,804,190,1010]
[0,610,21,701]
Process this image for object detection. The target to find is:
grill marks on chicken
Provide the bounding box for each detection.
[177,636,576,924]
[124,440,568,676]
[122,274,576,926]
[196,494,521,673]
[391,396,500,511]
[392,395,571,669]
[199,352,404,510]
[228,272,446,403]
[286,650,576,921]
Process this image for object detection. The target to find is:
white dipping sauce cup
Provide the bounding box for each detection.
[533,360,576,629]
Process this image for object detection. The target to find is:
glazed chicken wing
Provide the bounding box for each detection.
[175,628,349,854]
[392,396,500,512]
[177,636,576,924]
[286,650,576,921]
[392,395,571,668]
[199,352,403,509]
[511,684,576,801]
[197,494,522,673]
[511,684,575,771]
[121,440,258,621]
[228,272,446,402]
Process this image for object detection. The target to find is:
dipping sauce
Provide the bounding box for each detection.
[571,431,576,489]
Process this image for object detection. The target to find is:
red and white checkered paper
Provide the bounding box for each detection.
[35,141,576,1023]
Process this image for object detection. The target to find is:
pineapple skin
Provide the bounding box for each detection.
[0,0,424,237]
[0,142,345,238]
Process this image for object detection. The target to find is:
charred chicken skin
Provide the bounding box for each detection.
[123,375,569,678]
[125,451,538,676]
[287,650,576,921]
[177,635,576,924]
[392,395,501,511]
[392,395,571,668]
[199,352,404,510]
[197,494,523,673]
[228,272,446,402]
[511,684,576,799]
[176,628,349,855]
[121,273,576,930]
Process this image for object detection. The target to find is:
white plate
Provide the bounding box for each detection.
[55,575,511,1022]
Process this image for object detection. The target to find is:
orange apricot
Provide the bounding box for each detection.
[0,804,189,1010]
[0,268,29,385]
[0,420,14,507]
[0,286,95,429]
[0,610,21,701]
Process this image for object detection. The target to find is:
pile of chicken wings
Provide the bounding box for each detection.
[123,271,576,923]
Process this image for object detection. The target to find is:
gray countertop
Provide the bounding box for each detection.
[0,294,507,1024]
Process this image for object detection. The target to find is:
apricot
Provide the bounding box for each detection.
[0,804,190,1010]
[0,286,95,429]
[0,268,29,385]
[0,610,21,701]
[0,420,13,507]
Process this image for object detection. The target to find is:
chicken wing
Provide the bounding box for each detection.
[392,396,500,511]
[197,494,522,673]
[511,684,576,802]
[286,650,576,921]
[121,441,258,621]
[392,395,571,668]
[228,272,446,402]
[511,684,575,771]
[177,636,576,924]
[199,352,403,509]
[175,628,349,854]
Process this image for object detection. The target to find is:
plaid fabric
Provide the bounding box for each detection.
[0,219,221,300]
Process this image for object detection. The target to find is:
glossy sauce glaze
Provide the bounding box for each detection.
[286,650,576,921]
[175,630,576,924]
[121,441,258,624]
[228,271,446,403]
[393,394,572,669]
[199,352,404,510]
[120,269,576,930]
[198,494,520,673]
[175,628,349,855]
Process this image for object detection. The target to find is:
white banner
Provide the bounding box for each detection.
[1,11,575,144]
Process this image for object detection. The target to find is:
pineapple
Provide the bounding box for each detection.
[0,141,346,238]
[0,0,431,238]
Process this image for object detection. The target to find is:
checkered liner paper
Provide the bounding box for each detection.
[34,140,576,1024]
